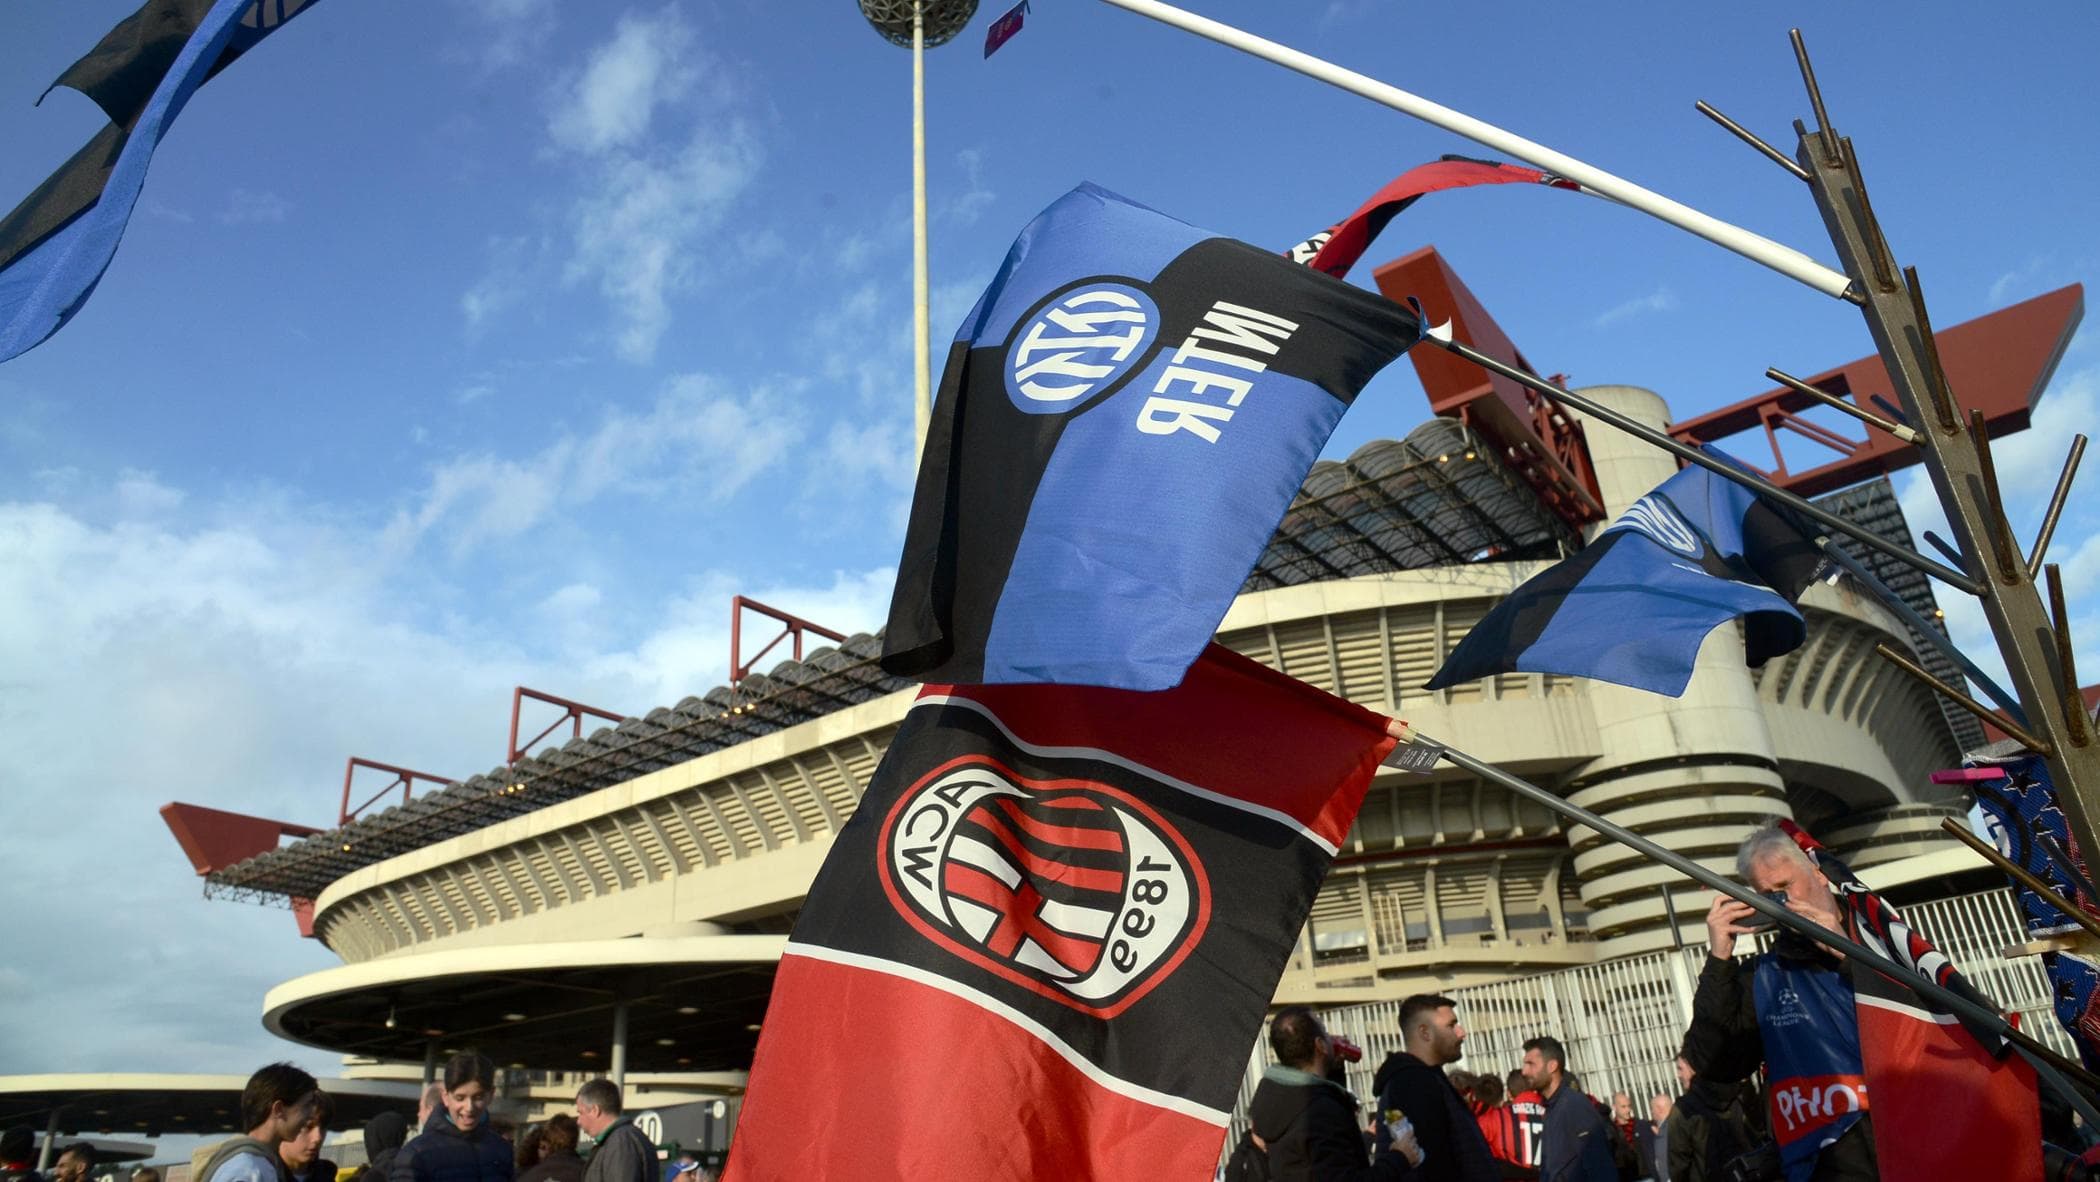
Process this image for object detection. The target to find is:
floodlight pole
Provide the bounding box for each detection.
[912,4,932,462]
[1788,39,2100,868]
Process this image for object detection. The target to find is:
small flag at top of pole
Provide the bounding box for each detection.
[984,0,1028,56]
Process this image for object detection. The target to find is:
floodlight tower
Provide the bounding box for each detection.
[856,0,981,460]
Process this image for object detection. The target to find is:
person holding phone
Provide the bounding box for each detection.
[1680,824,1876,1181]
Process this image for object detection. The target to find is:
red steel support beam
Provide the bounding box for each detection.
[160,801,322,876]
[1373,247,1605,528]
[508,686,625,766]
[339,757,453,827]
[731,595,847,686]
[1670,284,2083,496]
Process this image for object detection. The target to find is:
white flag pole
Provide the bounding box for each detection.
[1096,0,1858,301]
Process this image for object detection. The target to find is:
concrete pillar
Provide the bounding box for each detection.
[610,1001,629,1092]
[36,1108,60,1170]
[1563,386,1792,956]
[423,1040,439,1085]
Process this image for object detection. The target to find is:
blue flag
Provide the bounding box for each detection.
[0,0,321,364]
[882,183,1422,691]
[1426,450,1826,696]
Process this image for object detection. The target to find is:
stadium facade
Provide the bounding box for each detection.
[179,387,1984,1106]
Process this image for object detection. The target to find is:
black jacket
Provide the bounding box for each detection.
[390,1111,515,1182]
[1370,1053,1501,1182]
[1537,1078,1615,1182]
[515,1154,583,1182]
[1249,1066,1416,1182]
[361,1113,410,1182]
[580,1120,654,1182]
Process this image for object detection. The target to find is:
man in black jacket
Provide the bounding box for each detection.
[1247,1007,1422,1181]
[1371,995,1501,1182]
[1681,825,1877,1182]
[1517,1037,1613,1182]
[575,1081,653,1182]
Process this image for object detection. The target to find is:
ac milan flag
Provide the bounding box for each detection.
[882,183,1421,691]
[1781,821,2042,1182]
[726,644,1398,1181]
[1287,155,1581,280]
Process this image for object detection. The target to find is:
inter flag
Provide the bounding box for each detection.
[1426,448,1824,697]
[0,0,322,363]
[983,0,1028,57]
[1287,155,1581,280]
[1781,822,2042,1182]
[882,183,1421,691]
[726,644,1399,1181]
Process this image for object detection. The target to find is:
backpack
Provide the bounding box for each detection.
[1221,1129,1272,1182]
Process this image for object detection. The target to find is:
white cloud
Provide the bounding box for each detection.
[1592,285,1678,328]
[582,567,896,706]
[466,0,559,70]
[562,124,761,361]
[0,469,900,1070]
[941,148,996,227]
[460,235,548,334]
[114,469,185,517]
[386,374,802,558]
[548,9,696,155]
[219,188,291,225]
[1894,360,2100,692]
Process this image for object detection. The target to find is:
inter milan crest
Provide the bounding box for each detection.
[877,755,1209,1017]
[1001,280,1161,413]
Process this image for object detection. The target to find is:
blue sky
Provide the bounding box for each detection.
[0,0,2095,1083]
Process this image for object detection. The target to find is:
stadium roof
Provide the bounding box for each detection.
[262,937,784,1073]
[0,1075,419,1139]
[201,419,1571,906]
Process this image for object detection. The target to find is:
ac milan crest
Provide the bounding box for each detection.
[877,754,1209,1017]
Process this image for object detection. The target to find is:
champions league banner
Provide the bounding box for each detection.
[726,645,1397,1181]
[881,182,1421,692]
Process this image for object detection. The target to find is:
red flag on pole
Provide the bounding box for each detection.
[1287,155,1581,280]
[1781,821,2043,1182]
[724,644,1399,1181]
[983,0,1028,57]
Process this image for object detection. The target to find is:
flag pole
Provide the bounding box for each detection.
[1092,0,1858,301]
[1784,29,2100,882]
[1396,729,2100,1118]
[912,2,933,462]
[1419,330,1985,597]
[1812,536,2027,722]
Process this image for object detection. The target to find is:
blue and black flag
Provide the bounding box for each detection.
[1426,449,1826,697]
[881,183,1422,691]
[0,0,322,363]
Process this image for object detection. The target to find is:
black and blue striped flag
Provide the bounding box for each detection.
[881,182,1422,692]
[0,0,322,363]
[1427,449,1826,696]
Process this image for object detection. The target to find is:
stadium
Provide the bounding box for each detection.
[114,252,2087,1156]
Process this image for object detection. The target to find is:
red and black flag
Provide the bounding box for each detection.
[1287,155,1581,280]
[1781,821,2043,1182]
[726,645,1400,1181]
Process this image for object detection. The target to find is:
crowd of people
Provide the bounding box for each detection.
[0,1059,709,1182]
[1225,820,1948,1182]
[1225,994,1716,1182]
